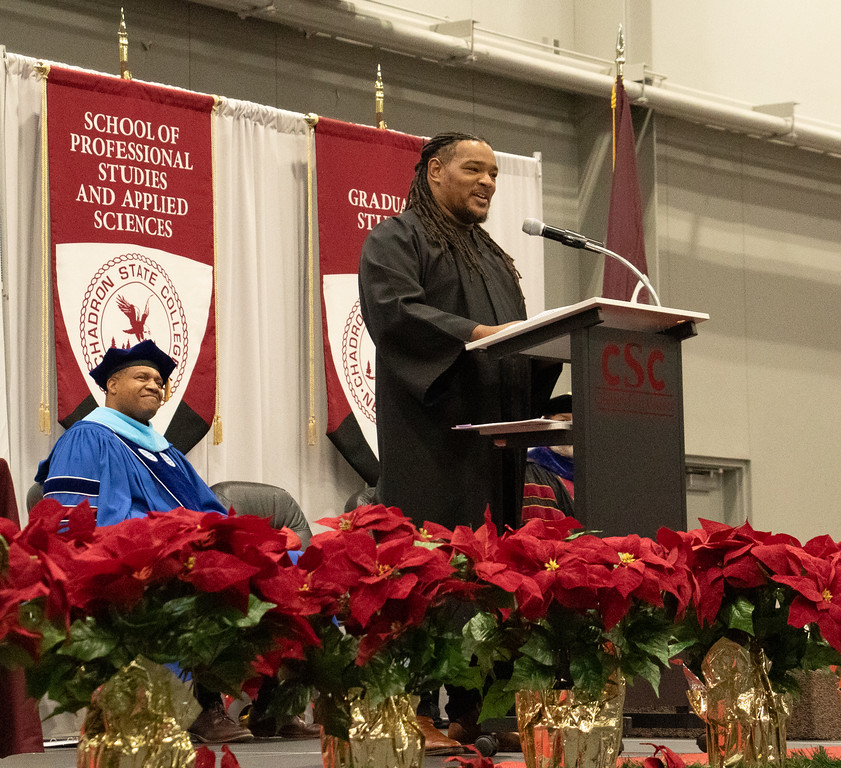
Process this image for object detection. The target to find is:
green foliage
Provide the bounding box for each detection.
[676,583,841,694]
[468,598,684,722]
[25,585,281,713]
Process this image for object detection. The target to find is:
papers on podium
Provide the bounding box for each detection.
[453,418,572,435]
[465,296,709,360]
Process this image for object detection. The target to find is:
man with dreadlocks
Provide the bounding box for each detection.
[360,131,556,533]
[360,132,556,753]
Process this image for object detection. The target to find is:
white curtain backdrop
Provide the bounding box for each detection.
[1,51,545,528]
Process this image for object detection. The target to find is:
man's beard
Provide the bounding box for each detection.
[452,202,489,226]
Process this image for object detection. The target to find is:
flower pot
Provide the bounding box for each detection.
[319,691,423,768]
[515,676,625,768]
[685,637,790,768]
[77,657,201,768]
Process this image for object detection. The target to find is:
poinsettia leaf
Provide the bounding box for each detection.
[518,629,556,667]
[234,595,276,628]
[568,647,608,698]
[723,596,755,634]
[194,746,215,768]
[58,618,119,662]
[622,655,662,692]
[464,611,499,643]
[157,594,200,620]
[802,639,841,671]
[478,678,515,722]
[449,664,485,693]
[509,654,555,692]
[220,744,242,768]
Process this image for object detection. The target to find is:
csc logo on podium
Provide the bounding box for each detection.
[596,341,675,418]
[602,343,665,391]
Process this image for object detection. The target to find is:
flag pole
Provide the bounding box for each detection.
[375,64,387,129]
[612,25,625,170]
[615,24,625,80]
[119,8,132,80]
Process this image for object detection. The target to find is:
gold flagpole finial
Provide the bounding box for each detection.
[375,64,387,129]
[615,24,625,80]
[119,8,132,80]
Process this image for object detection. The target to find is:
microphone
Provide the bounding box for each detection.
[522,218,597,249]
[522,218,661,306]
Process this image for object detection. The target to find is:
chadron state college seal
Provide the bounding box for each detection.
[79,252,188,392]
[341,300,376,424]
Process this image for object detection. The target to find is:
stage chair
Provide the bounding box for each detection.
[344,485,376,513]
[26,482,44,512]
[211,481,312,550]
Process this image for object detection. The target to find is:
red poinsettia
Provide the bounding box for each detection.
[773,548,841,653]
[660,519,800,627]
[13,499,322,716]
[300,508,457,663]
[317,503,415,541]
[494,522,607,621]
[642,742,687,768]
[598,534,692,629]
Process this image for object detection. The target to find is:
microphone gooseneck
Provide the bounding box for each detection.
[521,218,661,306]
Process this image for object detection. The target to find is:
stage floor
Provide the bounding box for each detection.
[7,738,841,767]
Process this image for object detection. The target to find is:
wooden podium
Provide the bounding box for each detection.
[463,298,709,538]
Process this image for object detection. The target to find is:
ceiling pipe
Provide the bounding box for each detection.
[192,0,841,156]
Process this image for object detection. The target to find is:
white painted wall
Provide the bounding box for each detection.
[356,0,841,128]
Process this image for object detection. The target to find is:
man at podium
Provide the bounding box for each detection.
[359,131,558,532]
[360,131,560,753]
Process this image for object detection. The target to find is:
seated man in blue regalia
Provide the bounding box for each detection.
[35,339,227,526]
[35,340,253,744]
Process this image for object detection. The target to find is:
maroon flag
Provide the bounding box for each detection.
[314,118,423,485]
[46,67,216,452]
[604,75,650,303]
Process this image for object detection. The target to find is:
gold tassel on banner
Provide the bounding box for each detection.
[37,62,52,436]
[376,64,387,129]
[305,112,319,446]
[211,97,223,445]
[119,8,132,80]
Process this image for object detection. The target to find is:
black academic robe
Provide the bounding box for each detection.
[359,210,554,531]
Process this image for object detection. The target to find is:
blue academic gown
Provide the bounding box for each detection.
[35,407,226,527]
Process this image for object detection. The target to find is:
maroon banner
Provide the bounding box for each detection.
[604,76,650,303]
[47,67,216,452]
[314,118,423,484]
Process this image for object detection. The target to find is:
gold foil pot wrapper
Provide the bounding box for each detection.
[320,690,422,768]
[77,656,202,768]
[683,637,790,768]
[515,676,625,768]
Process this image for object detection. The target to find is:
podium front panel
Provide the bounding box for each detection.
[571,324,687,538]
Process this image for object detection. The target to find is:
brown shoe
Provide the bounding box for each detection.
[495,730,521,752]
[416,715,465,756]
[449,720,521,752]
[447,719,480,745]
[275,715,322,739]
[189,701,254,744]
